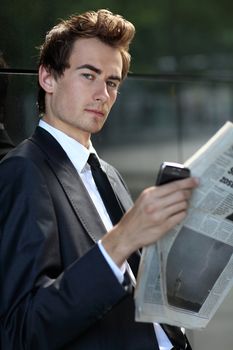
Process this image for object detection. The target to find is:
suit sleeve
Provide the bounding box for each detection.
[0,157,128,349]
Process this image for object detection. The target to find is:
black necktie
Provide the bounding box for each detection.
[87,153,124,225]
[162,324,190,350]
[88,153,135,292]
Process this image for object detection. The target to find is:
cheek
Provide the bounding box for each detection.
[110,92,118,106]
[53,88,78,116]
[60,84,81,107]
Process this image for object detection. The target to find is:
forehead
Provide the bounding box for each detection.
[69,37,123,76]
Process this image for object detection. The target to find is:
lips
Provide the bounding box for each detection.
[84,108,105,117]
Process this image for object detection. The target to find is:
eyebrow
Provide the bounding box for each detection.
[77,64,122,82]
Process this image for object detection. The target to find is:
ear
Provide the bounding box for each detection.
[38,65,55,93]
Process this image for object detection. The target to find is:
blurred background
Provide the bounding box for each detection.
[1,0,233,348]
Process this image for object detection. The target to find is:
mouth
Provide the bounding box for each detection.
[84,108,105,117]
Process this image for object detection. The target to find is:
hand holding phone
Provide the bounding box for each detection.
[156,162,191,186]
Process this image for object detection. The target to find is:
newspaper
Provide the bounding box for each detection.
[134,121,233,329]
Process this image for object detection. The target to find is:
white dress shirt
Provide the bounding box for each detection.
[38,119,173,350]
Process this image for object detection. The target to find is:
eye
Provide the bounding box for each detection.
[82,73,94,80]
[107,80,119,90]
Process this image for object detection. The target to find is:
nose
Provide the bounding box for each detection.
[93,80,110,103]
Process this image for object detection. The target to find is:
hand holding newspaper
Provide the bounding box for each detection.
[134,121,233,329]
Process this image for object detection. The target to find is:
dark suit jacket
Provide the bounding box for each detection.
[0,127,158,350]
[0,128,14,160]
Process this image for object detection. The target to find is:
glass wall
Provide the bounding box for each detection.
[1,70,233,199]
[95,74,233,198]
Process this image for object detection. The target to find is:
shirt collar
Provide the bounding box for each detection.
[38,119,98,173]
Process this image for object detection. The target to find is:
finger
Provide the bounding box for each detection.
[150,200,189,225]
[155,176,199,196]
[142,210,188,245]
[160,210,187,233]
[145,189,192,214]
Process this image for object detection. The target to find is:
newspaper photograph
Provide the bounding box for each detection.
[134,121,233,329]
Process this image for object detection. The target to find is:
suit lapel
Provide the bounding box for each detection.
[30,127,107,243]
[101,160,134,211]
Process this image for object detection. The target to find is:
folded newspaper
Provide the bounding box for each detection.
[134,121,233,329]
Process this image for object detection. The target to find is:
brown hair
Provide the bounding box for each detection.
[37,9,135,114]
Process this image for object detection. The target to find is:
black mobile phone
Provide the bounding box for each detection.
[156,162,191,186]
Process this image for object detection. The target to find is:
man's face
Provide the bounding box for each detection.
[40,37,123,147]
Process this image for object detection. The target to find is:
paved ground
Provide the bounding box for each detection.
[188,289,233,350]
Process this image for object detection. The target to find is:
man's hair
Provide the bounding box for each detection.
[37,9,135,114]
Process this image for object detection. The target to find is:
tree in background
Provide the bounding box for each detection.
[1,0,233,73]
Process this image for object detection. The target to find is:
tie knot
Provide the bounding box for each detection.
[88,153,101,169]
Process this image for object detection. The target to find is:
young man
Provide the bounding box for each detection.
[0,9,198,349]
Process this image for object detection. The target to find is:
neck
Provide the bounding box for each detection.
[41,117,91,148]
